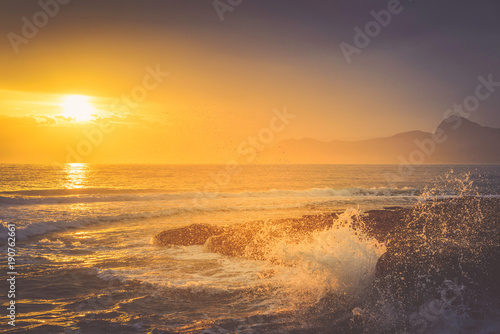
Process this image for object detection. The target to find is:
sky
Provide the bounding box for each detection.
[0,0,499,163]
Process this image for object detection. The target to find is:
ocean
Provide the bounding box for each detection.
[1,164,500,333]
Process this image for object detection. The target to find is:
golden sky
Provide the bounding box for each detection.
[1,1,499,164]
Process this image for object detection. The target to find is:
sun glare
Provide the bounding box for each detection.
[61,95,95,122]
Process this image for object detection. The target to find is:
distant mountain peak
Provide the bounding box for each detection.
[435,116,482,133]
[440,115,476,125]
[262,117,500,164]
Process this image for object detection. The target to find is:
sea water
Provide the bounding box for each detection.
[1,164,499,333]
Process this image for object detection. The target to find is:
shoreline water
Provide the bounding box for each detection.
[136,197,500,333]
[1,164,500,333]
[3,200,500,333]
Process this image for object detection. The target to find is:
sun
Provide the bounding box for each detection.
[61,95,95,122]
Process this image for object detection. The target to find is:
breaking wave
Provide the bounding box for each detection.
[0,186,422,206]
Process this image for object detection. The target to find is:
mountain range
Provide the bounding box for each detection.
[261,116,500,164]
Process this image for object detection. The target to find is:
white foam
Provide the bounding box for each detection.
[0,186,421,206]
[262,208,386,301]
[0,207,209,240]
[88,208,386,311]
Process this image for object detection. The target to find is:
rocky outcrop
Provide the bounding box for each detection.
[373,197,500,311]
[375,243,500,307]
[152,214,338,259]
[152,198,500,309]
[151,223,226,246]
[205,214,337,259]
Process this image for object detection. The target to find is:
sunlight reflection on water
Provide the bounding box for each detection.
[64,163,89,189]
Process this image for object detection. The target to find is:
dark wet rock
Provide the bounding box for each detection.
[373,197,500,315]
[152,198,500,312]
[376,244,500,307]
[204,222,265,259]
[151,198,500,332]
[151,223,226,246]
[153,213,338,259]
[363,207,411,243]
[205,214,337,260]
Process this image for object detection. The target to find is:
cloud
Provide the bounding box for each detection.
[55,115,73,122]
[30,115,57,125]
